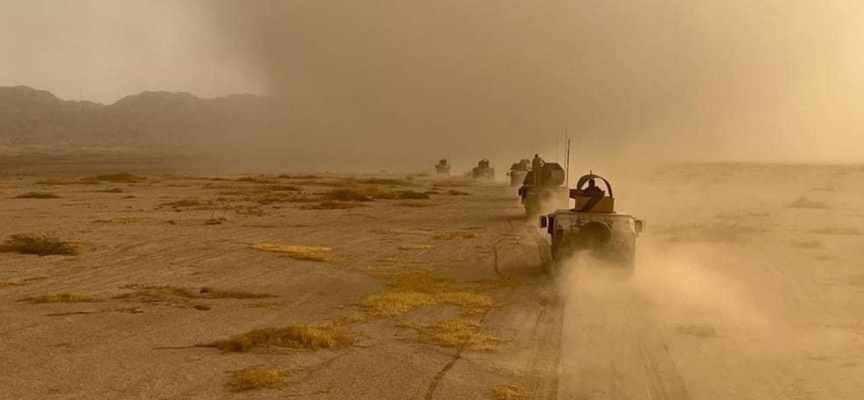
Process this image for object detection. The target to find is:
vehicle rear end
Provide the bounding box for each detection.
[540,211,644,269]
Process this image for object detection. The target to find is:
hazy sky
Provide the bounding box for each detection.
[2,0,863,165]
[0,0,263,103]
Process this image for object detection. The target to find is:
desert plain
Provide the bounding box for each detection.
[1,155,863,400]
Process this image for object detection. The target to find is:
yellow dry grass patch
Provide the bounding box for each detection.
[398,244,435,251]
[203,325,354,352]
[251,244,338,262]
[493,384,523,400]
[25,293,98,304]
[362,274,494,316]
[226,367,292,392]
[403,318,507,351]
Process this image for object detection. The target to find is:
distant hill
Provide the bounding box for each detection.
[0,86,270,152]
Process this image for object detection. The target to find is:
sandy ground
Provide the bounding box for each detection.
[1,161,863,399]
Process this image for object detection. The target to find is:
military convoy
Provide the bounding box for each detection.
[431,154,644,270]
[539,173,645,271]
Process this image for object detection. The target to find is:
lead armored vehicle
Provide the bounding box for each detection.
[471,159,495,180]
[539,173,645,270]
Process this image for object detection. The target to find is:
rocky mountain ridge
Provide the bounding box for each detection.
[0,86,269,151]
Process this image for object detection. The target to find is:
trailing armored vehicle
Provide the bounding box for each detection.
[508,159,531,186]
[435,159,452,175]
[471,159,495,180]
[518,156,568,217]
[539,173,645,270]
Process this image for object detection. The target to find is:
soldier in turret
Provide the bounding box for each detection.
[531,154,545,185]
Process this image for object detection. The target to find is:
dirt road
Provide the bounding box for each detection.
[1,163,863,399]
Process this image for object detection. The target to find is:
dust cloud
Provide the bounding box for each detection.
[3,1,862,170]
[549,164,864,398]
[206,0,864,171]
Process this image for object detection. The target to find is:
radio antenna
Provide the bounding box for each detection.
[564,129,571,185]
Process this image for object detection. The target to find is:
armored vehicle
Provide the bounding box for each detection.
[471,159,495,180]
[435,159,452,175]
[539,173,645,270]
[508,159,531,186]
[518,156,568,217]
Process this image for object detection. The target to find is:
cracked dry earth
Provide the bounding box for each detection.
[2,163,864,399]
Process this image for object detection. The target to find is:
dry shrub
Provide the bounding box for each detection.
[24,293,98,304]
[493,385,523,400]
[14,192,60,199]
[376,228,435,235]
[447,190,470,196]
[203,326,354,352]
[100,188,124,193]
[94,172,144,183]
[324,187,430,202]
[236,176,277,184]
[162,199,203,207]
[278,174,321,179]
[676,324,719,338]
[324,188,374,202]
[375,190,430,200]
[356,178,416,186]
[233,206,267,217]
[398,244,435,250]
[301,201,367,210]
[116,284,274,300]
[1,276,47,289]
[395,201,436,208]
[226,368,292,392]
[848,275,864,288]
[471,277,520,290]
[2,234,79,256]
[93,218,139,225]
[251,244,338,262]
[810,227,862,236]
[262,185,301,192]
[198,286,275,299]
[293,178,359,188]
[403,318,506,351]
[363,274,494,316]
[0,281,24,289]
[113,286,202,309]
[787,197,830,209]
[791,239,822,249]
[37,178,100,186]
